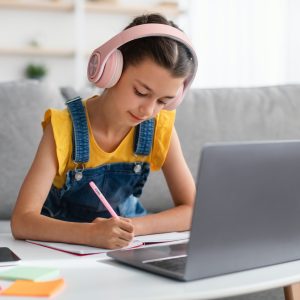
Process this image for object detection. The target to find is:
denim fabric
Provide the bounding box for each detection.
[41,97,154,222]
[42,162,150,222]
[66,97,89,164]
[134,119,155,156]
[118,195,148,217]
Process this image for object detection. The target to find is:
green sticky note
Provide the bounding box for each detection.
[0,266,60,281]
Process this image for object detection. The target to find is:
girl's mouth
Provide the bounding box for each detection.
[129,112,145,122]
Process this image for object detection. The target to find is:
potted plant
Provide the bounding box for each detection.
[24,63,47,80]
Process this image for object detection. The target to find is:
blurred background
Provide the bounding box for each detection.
[0,0,299,89]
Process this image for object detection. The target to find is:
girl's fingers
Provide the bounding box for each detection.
[115,237,132,248]
[120,217,131,222]
[118,218,134,232]
[119,229,134,242]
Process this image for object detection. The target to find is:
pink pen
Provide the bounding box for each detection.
[89,181,119,219]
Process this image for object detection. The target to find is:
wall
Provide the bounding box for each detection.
[285,0,300,83]
[0,7,76,86]
[0,0,185,89]
[187,0,300,88]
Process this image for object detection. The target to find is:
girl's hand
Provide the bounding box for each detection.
[89,217,134,249]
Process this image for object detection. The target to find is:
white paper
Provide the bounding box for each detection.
[26,231,190,255]
[26,239,143,255]
[135,231,190,243]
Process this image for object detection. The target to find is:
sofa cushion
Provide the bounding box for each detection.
[0,80,64,219]
[3,82,300,218]
[141,84,300,212]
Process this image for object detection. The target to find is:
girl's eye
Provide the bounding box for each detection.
[157,100,167,106]
[134,88,147,97]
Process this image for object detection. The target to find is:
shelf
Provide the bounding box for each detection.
[0,0,73,11]
[0,47,75,57]
[0,0,184,87]
[85,2,184,16]
[0,0,183,15]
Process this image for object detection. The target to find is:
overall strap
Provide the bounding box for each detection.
[134,118,155,156]
[65,97,90,164]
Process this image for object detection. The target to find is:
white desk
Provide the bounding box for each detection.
[1,233,300,300]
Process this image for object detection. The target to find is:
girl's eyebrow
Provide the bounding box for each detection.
[135,80,153,92]
[135,80,176,99]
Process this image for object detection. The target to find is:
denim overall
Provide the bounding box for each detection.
[41,97,155,222]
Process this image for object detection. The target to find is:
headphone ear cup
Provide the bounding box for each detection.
[94,50,123,88]
[164,84,184,111]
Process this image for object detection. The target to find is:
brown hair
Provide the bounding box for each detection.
[119,13,195,79]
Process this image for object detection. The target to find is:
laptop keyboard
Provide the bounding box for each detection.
[144,255,187,274]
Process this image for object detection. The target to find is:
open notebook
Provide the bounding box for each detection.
[26,240,143,256]
[26,232,189,256]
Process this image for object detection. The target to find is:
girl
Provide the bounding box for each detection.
[11,13,197,249]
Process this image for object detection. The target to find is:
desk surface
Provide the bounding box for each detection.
[1,233,300,300]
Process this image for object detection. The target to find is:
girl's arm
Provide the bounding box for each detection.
[11,124,133,249]
[132,127,196,235]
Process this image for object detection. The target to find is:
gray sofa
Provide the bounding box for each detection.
[1,80,300,299]
[142,83,300,212]
[1,80,300,221]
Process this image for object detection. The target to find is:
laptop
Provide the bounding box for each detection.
[108,140,300,281]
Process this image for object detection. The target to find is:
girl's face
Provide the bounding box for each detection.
[109,58,185,126]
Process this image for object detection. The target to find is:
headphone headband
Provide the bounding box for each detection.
[87,23,198,110]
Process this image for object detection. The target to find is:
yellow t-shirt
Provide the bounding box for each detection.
[42,99,176,189]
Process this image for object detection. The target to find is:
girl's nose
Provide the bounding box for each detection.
[139,98,156,117]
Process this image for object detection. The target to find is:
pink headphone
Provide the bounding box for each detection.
[87,23,198,110]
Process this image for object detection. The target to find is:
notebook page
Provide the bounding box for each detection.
[136,231,190,244]
[26,239,143,255]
